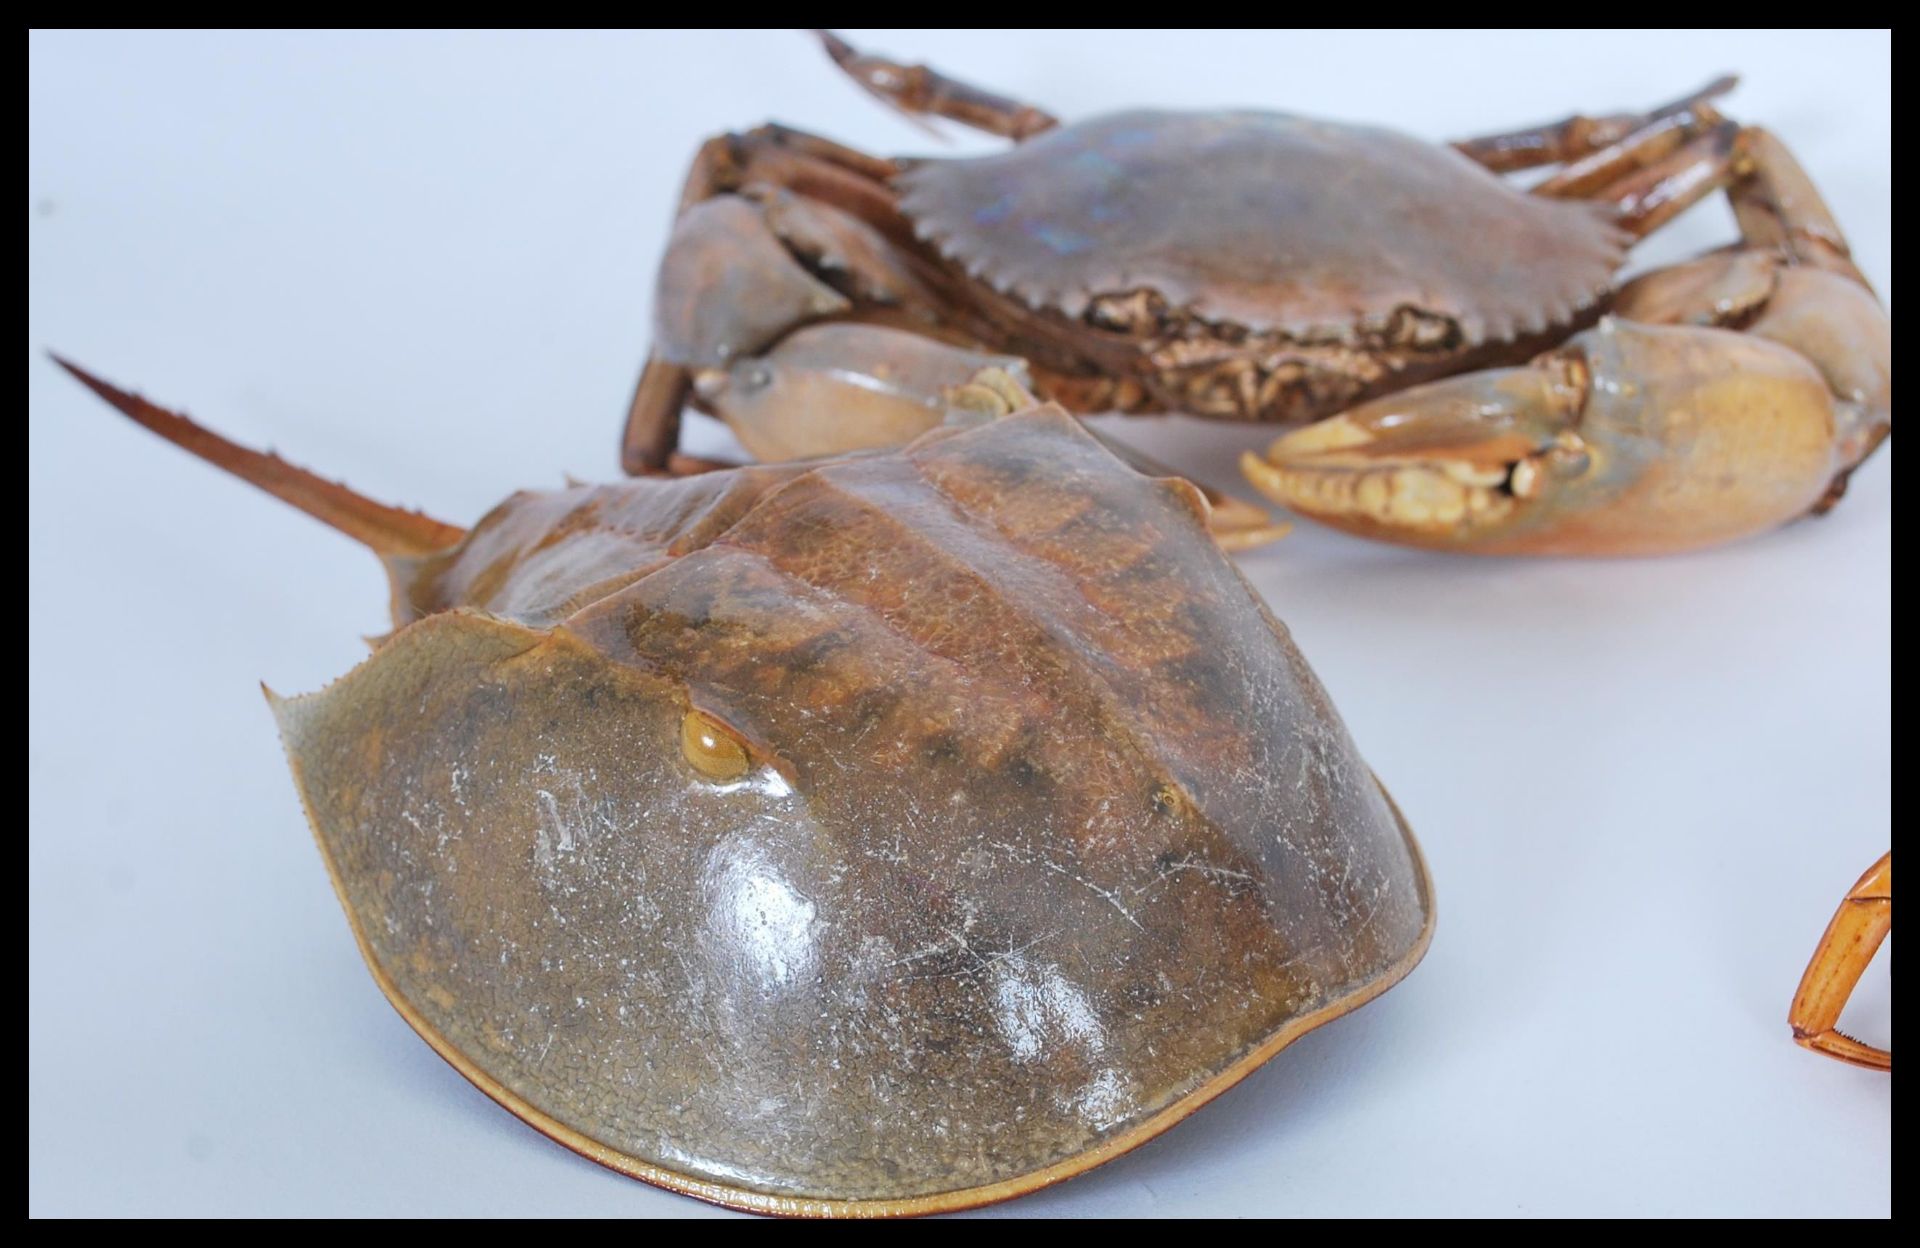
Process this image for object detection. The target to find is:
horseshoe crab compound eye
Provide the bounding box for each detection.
[681,709,749,781]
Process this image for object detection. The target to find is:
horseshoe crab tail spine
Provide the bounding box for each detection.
[50,354,465,557]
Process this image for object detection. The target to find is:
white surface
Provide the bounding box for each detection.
[28,29,1889,1218]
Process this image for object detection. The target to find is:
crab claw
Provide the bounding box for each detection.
[1241,318,1854,556]
[692,324,1033,462]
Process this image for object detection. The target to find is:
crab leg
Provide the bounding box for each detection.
[1789,853,1891,1071]
[1725,128,1868,286]
[736,121,902,185]
[1450,75,1737,173]
[622,131,733,476]
[1563,119,1868,278]
[815,30,1059,141]
[1530,105,1730,201]
[623,360,697,477]
[1590,121,1744,238]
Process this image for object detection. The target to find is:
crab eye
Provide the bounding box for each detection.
[681,710,749,781]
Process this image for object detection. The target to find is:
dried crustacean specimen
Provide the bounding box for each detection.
[623,32,1887,556]
[59,359,1432,1216]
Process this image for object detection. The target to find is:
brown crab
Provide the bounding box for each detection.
[59,358,1432,1216]
[622,32,1888,557]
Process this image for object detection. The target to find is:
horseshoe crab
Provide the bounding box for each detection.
[57,359,1432,1215]
[622,32,1888,557]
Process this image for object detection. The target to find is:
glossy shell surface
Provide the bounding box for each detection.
[275,408,1433,1214]
[898,110,1630,344]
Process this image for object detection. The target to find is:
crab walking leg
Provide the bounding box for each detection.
[1450,75,1737,173]
[1467,116,1855,274]
[1530,102,1730,200]
[1590,122,1745,239]
[735,121,902,187]
[1578,122,1865,259]
[815,30,1059,141]
[622,133,735,475]
[1726,129,1870,286]
[1789,853,1892,1071]
[623,360,697,476]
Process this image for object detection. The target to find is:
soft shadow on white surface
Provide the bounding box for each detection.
[29,29,1888,1217]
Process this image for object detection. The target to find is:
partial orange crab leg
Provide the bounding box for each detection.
[1789,852,1892,1071]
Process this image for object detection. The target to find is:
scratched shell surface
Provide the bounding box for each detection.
[897,110,1631,345]
[274,408,1431,1206]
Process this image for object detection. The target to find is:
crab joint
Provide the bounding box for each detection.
[1789,851,1892,1071]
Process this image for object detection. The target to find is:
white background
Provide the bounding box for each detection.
[28,30,1889,1218]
